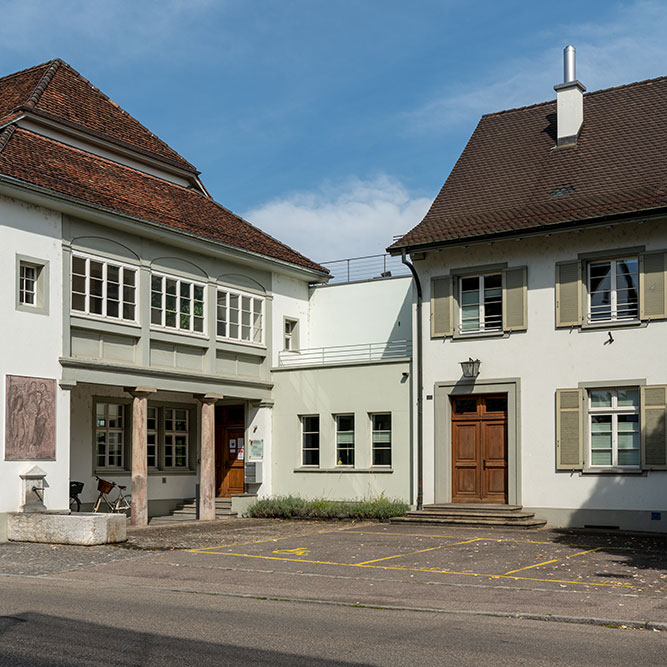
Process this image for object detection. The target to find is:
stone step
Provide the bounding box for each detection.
[423,503,523,512]
[405,510,537,521]
[391,515,546,528]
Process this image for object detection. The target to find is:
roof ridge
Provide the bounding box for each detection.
[0,126,16,154]
[23,59,63,108]
[482,73,667,120]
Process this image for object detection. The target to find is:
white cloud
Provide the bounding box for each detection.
[408,0,667,132]
[244,176,431,262]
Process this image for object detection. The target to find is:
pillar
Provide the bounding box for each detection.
[125,386,157,526]
[196,393,223,520]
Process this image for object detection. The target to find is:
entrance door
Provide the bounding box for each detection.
[215,405,245,497]
[451,394,508,503]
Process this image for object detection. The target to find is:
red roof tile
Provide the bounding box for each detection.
[0,127,326,274]
[0,60,196,172]
[390,76,667,251]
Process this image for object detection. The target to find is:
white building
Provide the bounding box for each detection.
[389,48,667,532]
[0,59,413,540]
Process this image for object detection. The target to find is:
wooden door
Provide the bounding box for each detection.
[451,394,507,503]
[215,426,245,497]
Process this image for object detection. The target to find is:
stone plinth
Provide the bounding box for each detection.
[7,512,127,545]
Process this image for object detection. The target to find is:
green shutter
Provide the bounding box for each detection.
[556,388,584,470]
[640,252,667,321]
[431,276,453,338]
[555,261,582,327]
[502,266,527,332]
[641,385,667,469]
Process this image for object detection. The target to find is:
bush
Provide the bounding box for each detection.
[247,495,409,521]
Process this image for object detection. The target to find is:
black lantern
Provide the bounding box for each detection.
[460,358,481,378]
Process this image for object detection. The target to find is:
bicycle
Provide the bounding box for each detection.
[69,481,84,512]
[92,476,131,514]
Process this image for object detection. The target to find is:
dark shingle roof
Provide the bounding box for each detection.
[0,59,197,172]
[390,76,667,251]
[0,127,326,274]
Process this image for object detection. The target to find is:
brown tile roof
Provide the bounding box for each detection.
[390,76,667,251]
[0,60,196,172]
[0,127,326,274]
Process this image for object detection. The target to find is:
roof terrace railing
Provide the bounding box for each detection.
[318,253,411,285]
[278,339,412,368]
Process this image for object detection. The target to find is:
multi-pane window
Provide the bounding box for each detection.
[371,413,392,466]
[589,389,640,468]
[19,263,37,305]
[71,254,137,321]
[163,408,189,468]
[335,415,355,466]
[459,273,502,333]
[301,416,320,466]
[217,288,263,344]
[95,403,125,469]
[151,274,205,333]
[147,406,158,468]
[284,319,298,350]
[588,258,638,323]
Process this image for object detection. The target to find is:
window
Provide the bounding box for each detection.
[163,408,189,468]
[71,254,137,321]
[335,415,354,466]
[459,273,502,333]
[151,274,205,333]
[216,288,263,344]
[371,413,392,466]
[284,318,298,351]
[96,403,126,469]
[147,406,158,468]
[301,416,320,466]
[589,389,640,468]
[587,257,638,323]
[19,263,37,305]
[16,256,49,314]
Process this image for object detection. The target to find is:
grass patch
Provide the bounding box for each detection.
[247,495,409,521]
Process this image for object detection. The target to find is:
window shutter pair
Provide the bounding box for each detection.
[555,386,667,470]
[430,266,528,337]
[556,252,667,327]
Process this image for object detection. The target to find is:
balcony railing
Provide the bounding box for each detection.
[319,254,411,285]
[278,340,412,368]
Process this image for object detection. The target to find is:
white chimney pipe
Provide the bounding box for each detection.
[554,45,586,146]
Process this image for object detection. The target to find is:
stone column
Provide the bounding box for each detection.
[125,386,157,526]
[196,393,223,521]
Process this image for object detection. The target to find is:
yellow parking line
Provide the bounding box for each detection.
[344,530,554,546]
[503,547,603,575]
[354,538,482,566]
[188,550,341,566]
[187,528,344,552]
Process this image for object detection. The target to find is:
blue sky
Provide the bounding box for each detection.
[2,0,667,261]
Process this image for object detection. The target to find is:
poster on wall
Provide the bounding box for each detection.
[5,375,57,461]
[249,439,264,460]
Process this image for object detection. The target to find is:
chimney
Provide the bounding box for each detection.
[553,45,586,146]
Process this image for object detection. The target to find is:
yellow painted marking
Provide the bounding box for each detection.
[273,547,311,556]
[187,528,343,553]
[344,530,554,546]
[353,538,482,566]
[187,549,637,589]
[503,547,604,575]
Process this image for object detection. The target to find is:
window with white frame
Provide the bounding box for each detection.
[163,407,190,468]
[72,254,137,321]
[371,413,392,466]
[301,415,320,466]
[335,415,354,466]
[216,288,263,344]
[587,257,638,323]
[151,274,205,333]
[284,318,298,351]
[19,263,38,305]
[589,388,640,468]
[95,403,126,469]
[459,273,502,333]
[147,406,158,468]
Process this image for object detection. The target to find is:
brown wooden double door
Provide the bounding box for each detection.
[451,394,508,503]
[215,405,245,497]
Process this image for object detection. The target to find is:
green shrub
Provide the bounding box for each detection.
[247,495,409,521]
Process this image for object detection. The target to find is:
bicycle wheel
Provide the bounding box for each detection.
[69,496,80,512]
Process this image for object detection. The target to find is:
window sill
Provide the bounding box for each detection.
[452,330,507,340]
[293,467,393,474]
[581,319,645,331]
[71,314,141,335]
[150,328,210,347]
[580,468,646,476]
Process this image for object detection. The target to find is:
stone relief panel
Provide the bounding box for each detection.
[5,375,57,460]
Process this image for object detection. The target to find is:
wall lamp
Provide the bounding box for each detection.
[460,358,481,378]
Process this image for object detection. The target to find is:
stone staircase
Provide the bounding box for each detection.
[390,503,546,529]
[149,498,237,525]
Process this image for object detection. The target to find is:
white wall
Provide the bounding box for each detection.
[270,273,311,365]
[0,194,68,512]
[416,220,667,517]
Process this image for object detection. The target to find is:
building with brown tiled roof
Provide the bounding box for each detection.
[389,47,667,532]
[0,60,413,540]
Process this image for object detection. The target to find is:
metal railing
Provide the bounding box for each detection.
[318,254,410,285]
[278,340,412,368]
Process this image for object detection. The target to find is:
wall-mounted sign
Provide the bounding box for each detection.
[229,438,237,451]
[249,439,264,460]
[238,449,244,461]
